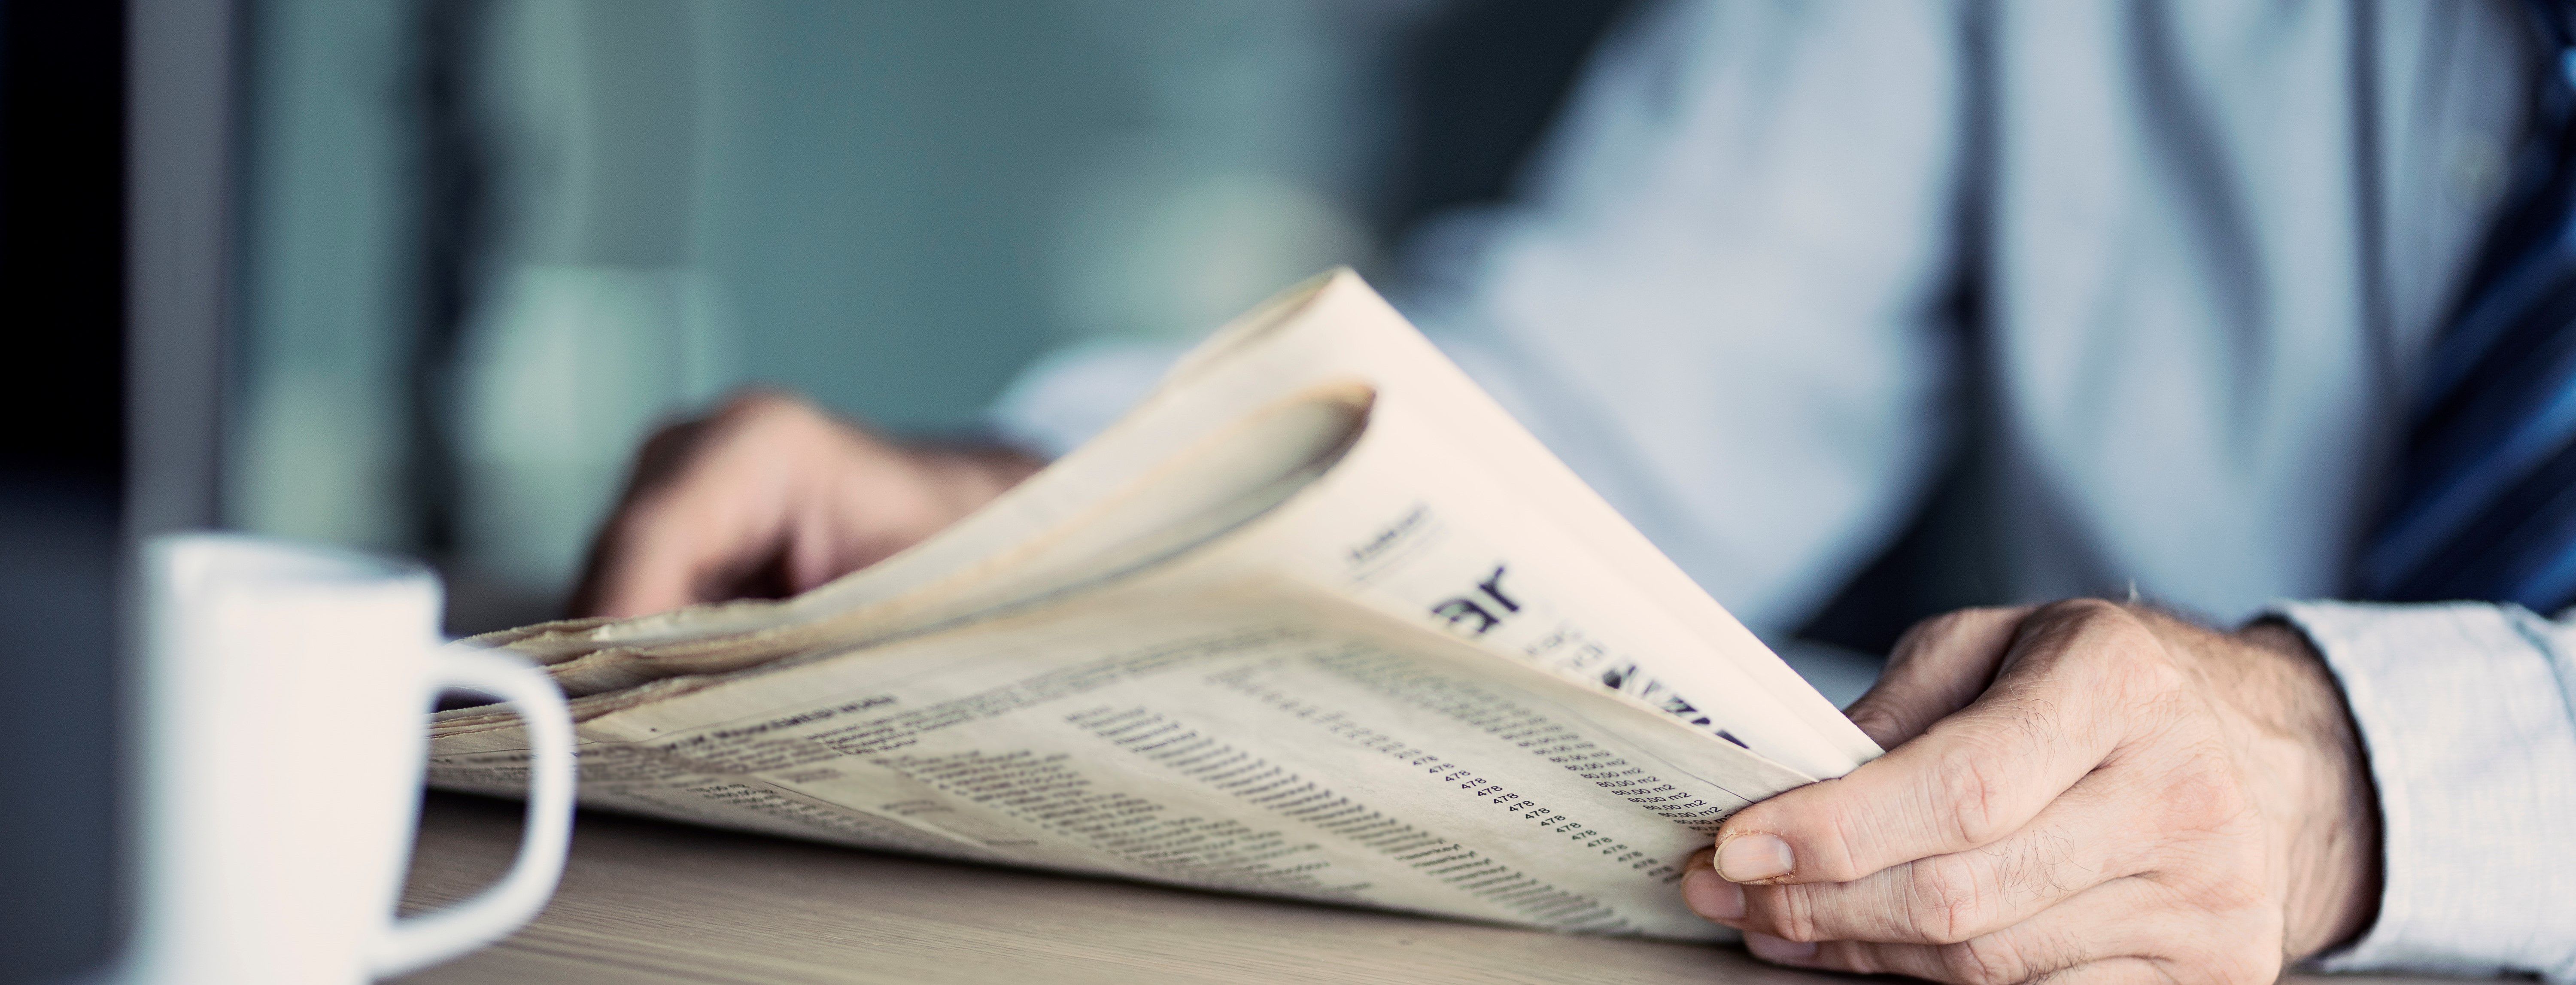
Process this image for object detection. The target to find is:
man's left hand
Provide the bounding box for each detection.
[1683,600,2382,985]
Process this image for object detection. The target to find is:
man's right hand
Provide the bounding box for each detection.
[568,391,1043,619]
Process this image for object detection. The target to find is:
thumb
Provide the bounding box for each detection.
[1840,605,2034,747]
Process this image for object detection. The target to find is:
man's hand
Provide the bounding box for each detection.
[569,391,1042,618]
[1682,600,2382,985]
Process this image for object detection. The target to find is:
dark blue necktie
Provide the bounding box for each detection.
[2359,5,2576,609]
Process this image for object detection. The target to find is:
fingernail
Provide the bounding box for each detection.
[1745,931,1818,964]
[1717,833,1794,882]
[1682,868,1745,921]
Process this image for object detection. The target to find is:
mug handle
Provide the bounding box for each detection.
[367,648,577,979]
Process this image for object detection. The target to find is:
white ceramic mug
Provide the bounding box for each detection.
[119,533,575,984]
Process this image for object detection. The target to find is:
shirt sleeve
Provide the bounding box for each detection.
[2273,600,2576,984]
[984,338,1188,460]
[1395,0,1980,636]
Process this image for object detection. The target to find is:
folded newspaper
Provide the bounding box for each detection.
[429,269,1882,940]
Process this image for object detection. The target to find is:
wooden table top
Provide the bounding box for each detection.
[389,792,2450,985]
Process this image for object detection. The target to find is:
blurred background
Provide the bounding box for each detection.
[8,8,1655,975]
[225,0,1641,633]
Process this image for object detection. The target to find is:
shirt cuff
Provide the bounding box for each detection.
[983,339,1187,459]
[2272,600,2576,984]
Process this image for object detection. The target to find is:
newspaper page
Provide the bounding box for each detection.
[453,270,1876,775]
[1183,380,1854,776]
[424,271,1877,936]
[430,577,1811,940]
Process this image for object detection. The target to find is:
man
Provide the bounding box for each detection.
[571,3,2576,983]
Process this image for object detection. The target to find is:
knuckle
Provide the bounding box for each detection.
[1889,606,2004,671]
[634,391,827,481]
[1893,609,1975,653]
[629,464,729,520]
[1823,942,1884,977]
[601,490,684,544]
[1738,796,1862,883]
[2154,748,2253,831]
[2040,600,2160,660]
[2018,599,2181,702]
[2103,639,2187,703]
[709,391,840,448]
[1941,936,2030,985]
[2049,608,2197,741]
[713,389,808,422]
[1801,806,1873,882]
[1929,742,2015,846]
[1762,885,1827,943]
[2032,597,2126,632]
[1905,855,1989,945]
[1895,605,2024,659]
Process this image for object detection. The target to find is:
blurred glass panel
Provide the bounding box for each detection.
[228,0,415,552]
[228,0,1626,629]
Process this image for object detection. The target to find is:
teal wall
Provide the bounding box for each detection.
[231,0,1400,618]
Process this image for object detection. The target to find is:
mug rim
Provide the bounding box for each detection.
[150,531,436,590]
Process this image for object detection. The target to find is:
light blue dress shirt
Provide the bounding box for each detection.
[990,2,2576,977]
